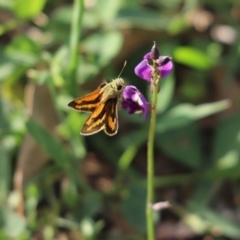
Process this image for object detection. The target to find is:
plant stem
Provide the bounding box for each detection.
[68,0,84,189]
[69,0,84,96]
[147,79,159,240]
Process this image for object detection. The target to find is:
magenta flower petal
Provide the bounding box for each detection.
[159,57,173,78]
[135,51,173,81]
[134,59,152,81]
[144,53,151,59]
[122,85,148,118]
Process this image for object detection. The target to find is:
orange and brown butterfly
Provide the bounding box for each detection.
[68,78,125,136]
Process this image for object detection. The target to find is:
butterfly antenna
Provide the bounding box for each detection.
[118,61,127,78]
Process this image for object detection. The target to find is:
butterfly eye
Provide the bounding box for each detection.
[117,85,123,91]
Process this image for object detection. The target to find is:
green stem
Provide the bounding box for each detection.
[69,0,84,96]
[67,0,84,189]
[147,79,159,240]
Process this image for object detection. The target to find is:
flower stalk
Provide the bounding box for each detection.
[146,44,161,240]
[120,41,173,239]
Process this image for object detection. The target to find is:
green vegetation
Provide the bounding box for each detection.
[0,0,240,239]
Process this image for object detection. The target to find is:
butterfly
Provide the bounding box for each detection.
[68,78,125,136]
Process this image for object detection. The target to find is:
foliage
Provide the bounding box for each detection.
[0,0,240,239]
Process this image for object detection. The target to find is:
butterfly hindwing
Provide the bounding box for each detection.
[104,98,118,136]
[81,98,118,136]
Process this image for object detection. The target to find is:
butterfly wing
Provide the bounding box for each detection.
[81,97,118,136]
[68,82,107,112]
[104,98,118,136]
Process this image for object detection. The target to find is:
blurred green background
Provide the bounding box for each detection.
[1,0,240,239]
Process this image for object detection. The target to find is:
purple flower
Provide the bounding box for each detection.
[134,44,173,81]
[122,85,148,118]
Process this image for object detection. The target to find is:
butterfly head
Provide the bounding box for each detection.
[114,78,125,92]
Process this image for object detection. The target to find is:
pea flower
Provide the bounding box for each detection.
[122,85,148,118]
[134,42,173,81]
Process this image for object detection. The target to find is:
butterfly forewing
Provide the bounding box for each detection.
[68,83,107,112]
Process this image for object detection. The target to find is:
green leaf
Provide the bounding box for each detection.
[193,99,231,118]
[0,208,26,238]
[0,0,14,9]
[6,35,41,65]
[0,145,10,204]
[95,0,122,24]
[82,31,123,67]
[154,164,240,187]
[82,191,101,218]
[168,14,189,35]
[157,75,175,113]
[156,100,231,133]
[187,202,240,238]
[116,7,168,30]
[25,184,39,227]
[7,35,41,53]
[0,47,18,83]
[157,123,201,168]
[118,130,147,171]
[0,96,9,129]
[80,217,105,239]
[173,47,215,70]
[178,72,208,101]
[50,46,69,87]
[13,0,46,19]
[62,180,79,209]
[212,113,240,168]
[26,117,75,168]
[58,110,86,159]
[51,6,72,25]
[122,182,146,232]
[0,62,16,83]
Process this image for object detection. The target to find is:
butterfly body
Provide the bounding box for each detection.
[68,78,125,136]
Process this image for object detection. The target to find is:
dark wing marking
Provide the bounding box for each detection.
[68,86,105,112]
[80,98,118,136]
[104,98,118,136]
